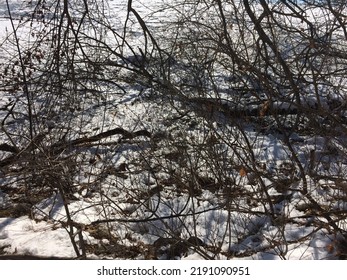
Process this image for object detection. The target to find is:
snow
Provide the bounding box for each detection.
[0,217,77,258]
[0,0,347,260]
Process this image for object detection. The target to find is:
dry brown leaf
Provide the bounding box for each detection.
[260,100,271,118]
[239,166,247,177]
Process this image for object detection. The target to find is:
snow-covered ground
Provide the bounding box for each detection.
[0,0,347,260]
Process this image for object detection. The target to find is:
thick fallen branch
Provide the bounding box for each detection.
[188,96,347,119]
[0,143,18,153]
[0,127,151,168]
[69,127,151,146]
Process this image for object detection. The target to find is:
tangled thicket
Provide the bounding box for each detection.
[0,0,347,259]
